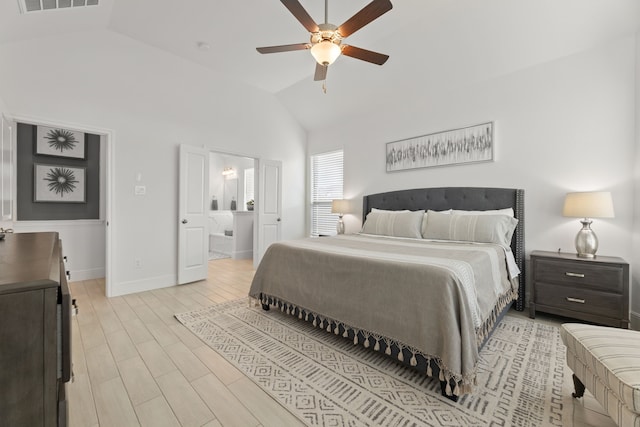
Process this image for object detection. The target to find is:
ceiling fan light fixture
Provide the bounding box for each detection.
[310,41,341,66]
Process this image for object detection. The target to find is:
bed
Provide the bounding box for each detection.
[249,187,525,399]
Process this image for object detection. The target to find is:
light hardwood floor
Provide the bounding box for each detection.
[68,258,616,427]
[68,258,304,427]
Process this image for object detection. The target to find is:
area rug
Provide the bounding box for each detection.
[175,300,565,426]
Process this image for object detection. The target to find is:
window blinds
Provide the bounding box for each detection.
[310,150,343,236]
[244,168,254,206]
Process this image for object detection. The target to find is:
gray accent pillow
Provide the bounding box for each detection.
[361,209,425,238]
[423,211,518,246]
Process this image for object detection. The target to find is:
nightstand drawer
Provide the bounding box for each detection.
[535,282,623,319]
[535,259,623,292]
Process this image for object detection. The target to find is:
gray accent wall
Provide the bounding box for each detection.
[17,122,100,220]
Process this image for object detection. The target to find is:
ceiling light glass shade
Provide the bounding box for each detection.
[562,191,614,258]
[311,41,341,66]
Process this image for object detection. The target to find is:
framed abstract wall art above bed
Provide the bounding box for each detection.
[386,121,494,172]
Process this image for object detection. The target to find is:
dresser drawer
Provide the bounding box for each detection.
[535,282,623,319]
[534,258,623,292]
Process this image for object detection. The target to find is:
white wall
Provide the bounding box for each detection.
[309,35,637,311]
[0,95,7,118]
[10,220,106,280]
[0,30,307,296]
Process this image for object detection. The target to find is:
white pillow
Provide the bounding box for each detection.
[421,209,452,237]
[423,211,518,246]
[450,207,514,217]
[361,209,425,238]
[371,208,410,213]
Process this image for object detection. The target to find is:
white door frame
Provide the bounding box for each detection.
[11,115,114,296]
[185,147,283,271]
[207,148,259,262]
[206,149,285,266]
[0,114,14,222]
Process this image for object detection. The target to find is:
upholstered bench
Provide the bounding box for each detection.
[560,323,640,427]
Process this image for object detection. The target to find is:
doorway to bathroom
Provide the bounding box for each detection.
[178,145,281,284]
[208,152,256,261]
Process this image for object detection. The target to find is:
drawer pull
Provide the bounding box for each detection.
[566,297,585,304]
[565,272,585,278]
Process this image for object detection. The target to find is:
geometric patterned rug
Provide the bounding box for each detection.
[175,300,566,427]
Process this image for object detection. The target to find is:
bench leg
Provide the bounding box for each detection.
[572,374,585,398]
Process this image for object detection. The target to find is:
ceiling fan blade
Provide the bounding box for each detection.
[338,0,392,38]
[314,63,328,81]
[342,45,389,65]
[256,43,310,54]
[281,0,319,33]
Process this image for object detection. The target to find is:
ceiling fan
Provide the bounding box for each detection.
[256,0,393,82]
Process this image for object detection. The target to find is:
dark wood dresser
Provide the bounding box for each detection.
[0,232,71,426]
[529,250,629,328]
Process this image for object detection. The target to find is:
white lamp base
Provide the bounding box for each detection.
[336,216,345,235]
[575,218,598,258]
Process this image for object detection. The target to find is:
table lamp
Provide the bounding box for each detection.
[562,191,614,258]
[331,199,349,235]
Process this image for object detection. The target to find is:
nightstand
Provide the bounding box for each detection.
[529,250,629,328]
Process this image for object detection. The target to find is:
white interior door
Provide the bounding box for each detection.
[255,159,282,267]
[178,144,210,284]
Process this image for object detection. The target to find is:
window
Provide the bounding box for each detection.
[244,168,254,207]
[310,150,343,236]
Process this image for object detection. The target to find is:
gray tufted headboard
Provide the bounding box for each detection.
[362,187,525,311]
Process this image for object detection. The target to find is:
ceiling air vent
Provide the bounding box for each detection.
[18,0,98,13]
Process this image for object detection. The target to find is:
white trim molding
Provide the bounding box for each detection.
[630,311,640,331]
[110,274,176,297]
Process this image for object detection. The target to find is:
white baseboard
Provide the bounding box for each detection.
[68,268,105,282]
[109,274,175,297]
[630,311,640,331]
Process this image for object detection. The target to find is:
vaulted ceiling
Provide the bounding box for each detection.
[0,0,638,131]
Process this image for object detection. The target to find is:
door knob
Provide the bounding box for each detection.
[181,219,188,224]
[277,218,281,222]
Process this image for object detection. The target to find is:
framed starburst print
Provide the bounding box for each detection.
[36,125,86,159]
[34,164,86,203]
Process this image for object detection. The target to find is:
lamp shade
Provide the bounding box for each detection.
[310,41,341,66]
[562,191,614,219]
[331,199,349,214]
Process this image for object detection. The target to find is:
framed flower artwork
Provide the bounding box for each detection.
[34,164,86,203]
[35,125,86,159]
